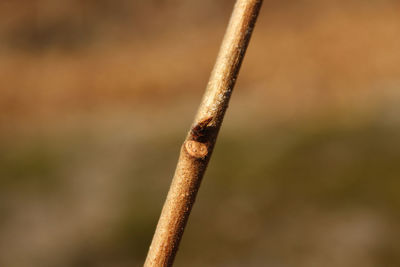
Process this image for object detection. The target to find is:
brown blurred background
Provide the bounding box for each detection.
[1,0,400,266]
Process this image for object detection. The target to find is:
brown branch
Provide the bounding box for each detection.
[144,1,263,266]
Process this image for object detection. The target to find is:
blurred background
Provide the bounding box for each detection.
[1,0,400,266]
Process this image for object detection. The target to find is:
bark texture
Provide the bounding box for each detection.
[144,1,263,266]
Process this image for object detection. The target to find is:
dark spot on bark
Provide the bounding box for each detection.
[190,116,214,142]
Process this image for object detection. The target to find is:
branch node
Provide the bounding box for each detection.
[185,140,208,159]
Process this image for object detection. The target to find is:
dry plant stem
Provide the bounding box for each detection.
[144,0,263,266]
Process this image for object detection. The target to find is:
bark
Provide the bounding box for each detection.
[144,1,263,266]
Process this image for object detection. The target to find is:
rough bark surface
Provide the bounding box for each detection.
[144,1,263,266]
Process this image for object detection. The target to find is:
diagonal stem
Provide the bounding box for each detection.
[144,1,263,266]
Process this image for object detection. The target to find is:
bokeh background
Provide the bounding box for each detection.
[1,0,400,266]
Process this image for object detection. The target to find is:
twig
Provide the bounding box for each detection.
[144,1,263,266]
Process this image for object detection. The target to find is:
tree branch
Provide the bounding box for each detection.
[144,1,263,266]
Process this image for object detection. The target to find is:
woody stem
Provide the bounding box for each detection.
[144,1,263,266]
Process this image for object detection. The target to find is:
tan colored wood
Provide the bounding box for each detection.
[144,1,263,266]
